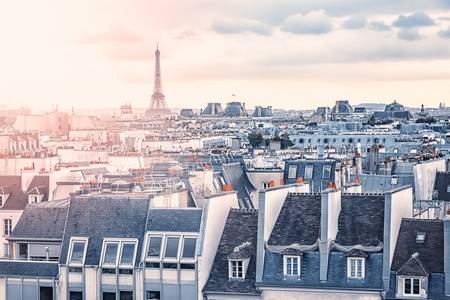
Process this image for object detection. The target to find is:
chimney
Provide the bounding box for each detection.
[319,188,341,281]
[444,216,450,295]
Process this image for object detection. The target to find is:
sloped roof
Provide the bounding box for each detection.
[335,194,385,247]
[268,193,321,246]
[222,162,256,209]
[0,176,26,210]
[397,253,429,276]
[59,196,149,266]
[391,219,443,273]
[203,208,259,295]
[146,208,202,232]
[0,261,58,278]
[11,199,69,240]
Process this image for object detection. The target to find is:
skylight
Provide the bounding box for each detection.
[416,232,426,243]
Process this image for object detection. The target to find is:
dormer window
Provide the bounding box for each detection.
[322,165,331,179]
[68,238,88,266]
[229,260,244,279]
[28,194,41,204]
[403,277,421,296]
[347,257,365,279]
[284,255,300,276]
[0,195,3,207]
[100,239,137,269]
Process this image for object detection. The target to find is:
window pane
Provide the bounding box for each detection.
[164,237,179,258]
[120,243,135,265]
[104,243,118,264]
[305,166,313,179]
[147,237,162,257]
[70,241,85,263]
[323,166,331,179]
[405,278,411,294]
[182,238,197,259]
[120,291,133,300]
[288,165,297,179]
[103,292,116,300]
[413,278,420,295]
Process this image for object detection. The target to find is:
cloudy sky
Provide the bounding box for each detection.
[1,0,450,110]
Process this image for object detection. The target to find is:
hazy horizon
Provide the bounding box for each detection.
[1,1,450,110]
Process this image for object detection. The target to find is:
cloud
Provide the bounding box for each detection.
[175,30,200,40]
[369,21,390,31]
[212,18,272,35]
[79,26,141,44]
[397,29,423,41]
[281,11,333,34]
[392,12,436,28]
[439,26,450,38]
[342,16,367,29]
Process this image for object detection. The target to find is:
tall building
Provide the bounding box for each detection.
[146,45,171,116]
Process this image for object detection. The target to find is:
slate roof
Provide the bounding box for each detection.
[0,176,26,210]
[0,175,49,210]
[59,196,149,266]
[146,208,202,232]
[11,199,69,240]
[203,208,259,296]
[334,194,385,247]
[222,163,256,209]
[396,254,429,276]
[434,172,450,201]
[350,174,414,194]
[0,261,58,278]
[283,159,337,193]
[391,219,443,273]
[268,193,321,246]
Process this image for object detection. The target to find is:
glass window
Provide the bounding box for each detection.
[3,243,9,257]
[103,242,119,264]
[69,291,83,300]
[120,291,133,300]
[288,165,297,179]
[3,218,12,236]
[164,237,180,259]
[322,165,332,179]
[103,292,116,300]
[230,260,243,278]
[120,243,135,265]
[182,238,197,259]
[404,278,421,295]
[348,258,364,279]
[18,243,28,259]
[304,165,313,180]
[147,237,162,258]
[69,241,86,264]
[284,256,300,276]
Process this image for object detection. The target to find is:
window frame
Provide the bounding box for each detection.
[283,255,301,277]
[322,165,332,179]
[288,165,297,179]
[180,236,197,262]
[3,218,12,236]
[146,235,164,261]
[228,259,244,279]
[67,237,89,267]
[100,238,138,269]
[163,236,181,261]
[347,257,365,279]
[304,165,314,180]
[403,277,422,296]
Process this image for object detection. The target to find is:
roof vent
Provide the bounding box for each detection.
[411,252,420,258]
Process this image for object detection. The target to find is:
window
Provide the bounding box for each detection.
[68,239,88,265]
[3,243,9,257]
[347,257,365,279]
[288,165,297,179]
[304,165,313,180]
[181,237,197,259]
[3,218,12,236]
[416,232,426,243]
[120,291,133,300]
[69,291,83,300]
[230,260,244,279]
[284,256,300,276]
[147,236,162,258]
[322,165,332,179]
[146,291,160,300]
[102,240,137,267]
[262,182,270,189]
[103,292,116,300]
[28,195,39,204]
[120,243,136,265]
[103,242,119,265]
[18,243,28,259]
[404,277,421,296]
[164,237,180,259]
[0,195,3,207]
[447,185,450,193]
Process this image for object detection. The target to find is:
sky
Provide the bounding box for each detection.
[1,0,450,111]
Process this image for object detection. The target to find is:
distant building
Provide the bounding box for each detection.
[201,103,222,116]
[146,45,171,116]
[253,106,273,118]
[331,100,353,120]
[224,102,248,117]
[180,108,194,118]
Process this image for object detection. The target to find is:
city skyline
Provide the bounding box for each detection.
[1,1,450,110]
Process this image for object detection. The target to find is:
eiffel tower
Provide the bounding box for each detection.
[146,44,170,116]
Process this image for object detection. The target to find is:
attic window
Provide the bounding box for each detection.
[68,238,88,266]
[304,165,313,180]
[0,195,3,207]
[416,232,426,243]
[229,260,244,279]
